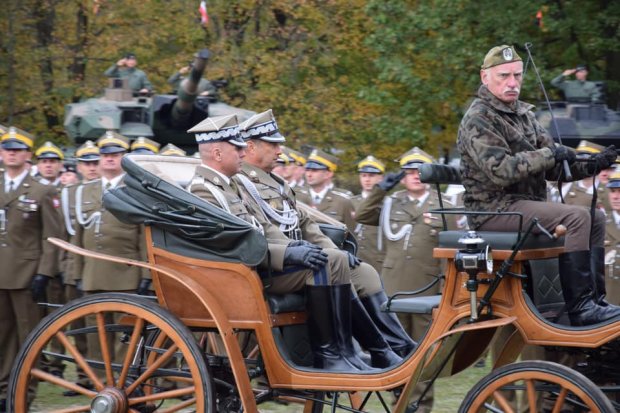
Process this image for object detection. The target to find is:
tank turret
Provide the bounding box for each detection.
[536,102,620,147]
[64,49,255,153]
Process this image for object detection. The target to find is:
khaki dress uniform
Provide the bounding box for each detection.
[0,173,62,400]
[604,213,620,305]
[351,194,384,272]
[296,186,356,232]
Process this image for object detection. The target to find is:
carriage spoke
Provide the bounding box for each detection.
[117,316,145,388]
[96,312,115,387]
[550,388,568,413]
[31,368,97,397]
[525,379,536,412]
[125,343,179,395]
[128,386,195,404]
[158,397,197,413]
[55,331,104,390]
[492,390,515,413]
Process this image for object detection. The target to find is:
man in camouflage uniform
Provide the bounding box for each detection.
[351,155,386,272]
[0,127,62,410]
[551,64,603,103]
[356,147,447,412]
[104,53,152,95]
[457,44,620,326]
[235,109,414,364]
[296,149,356,231]
[187,114,400,370]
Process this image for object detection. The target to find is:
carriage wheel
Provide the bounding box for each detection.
[9,293,215,413]
[459,360,614,413]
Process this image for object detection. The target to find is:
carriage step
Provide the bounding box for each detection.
[381,295,442,314]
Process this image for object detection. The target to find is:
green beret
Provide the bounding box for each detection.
[481,45,522,70]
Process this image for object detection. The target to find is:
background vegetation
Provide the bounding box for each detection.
[1,0,619,173]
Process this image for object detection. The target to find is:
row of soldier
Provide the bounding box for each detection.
[2,113,620,412]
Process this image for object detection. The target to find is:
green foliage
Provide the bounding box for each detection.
[1,0,619,174]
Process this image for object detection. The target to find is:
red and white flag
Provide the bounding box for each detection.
[199,1,209,26]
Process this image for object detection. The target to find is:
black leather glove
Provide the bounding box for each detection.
[551,145,576,165]
[592,145,617,171]
[346,252,361,268]
[377,171,406,192]
[283,245,328,271]
[31,274,49,302]
[137,279,153,296]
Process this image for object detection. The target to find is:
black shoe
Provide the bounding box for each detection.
[360,291,418,356]
[351,297,402,368]
[559,250,620,326]
[306,284,369,371]
[0,398,6,413]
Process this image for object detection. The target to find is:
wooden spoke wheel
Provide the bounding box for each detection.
[9,293,215,413]
[459,360,614,413]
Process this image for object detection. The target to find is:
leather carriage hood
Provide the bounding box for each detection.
[102,155,268,266]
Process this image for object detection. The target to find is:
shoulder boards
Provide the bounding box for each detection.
[331,189,352,199]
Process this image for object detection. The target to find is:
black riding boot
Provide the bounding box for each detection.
[306,284,368,371]
[351,297,403,368]
[360,291,418,357]
[590,246,610,306]
[559,250,620,326]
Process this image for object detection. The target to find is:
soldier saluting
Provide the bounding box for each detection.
[457,44,620,326]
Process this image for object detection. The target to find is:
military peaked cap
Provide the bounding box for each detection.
[159,143,187,157]
[76,140,100,161]
[239,109,285,143]
[306,149,339,172]
[357,155,385,174]
[397,147,434,169]
[188,114,246,147]
[35,141,64,160]
[1,126,34,150]
[97,131,130,154]
[130,136,161,154]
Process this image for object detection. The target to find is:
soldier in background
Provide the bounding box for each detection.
[73,131,149,375]
[159,143,187,157]
[33,141,68,379]
[130,136,160,155]
[356,147,446,412]
[288,148,307,189]
[351,156,386,272]
[104,53,152,95]
[167,62,216,96]
[296,149,356,232]
[59,164,80,187]
[59,141,101,395]
[604,172,620,306]
[551,64,603,103]
[0,127,62,410]
[271,145,296,181]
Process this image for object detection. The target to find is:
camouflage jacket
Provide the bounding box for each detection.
[457,85,592,228]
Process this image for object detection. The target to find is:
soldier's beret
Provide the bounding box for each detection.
[97,131,130,154]
[481,45,522,70]
[188,114,246,147]
[357,155,385,174]
[130,136,160,155]
[306,149,339,172]
[35,141,64,160]
[1,126,34,150]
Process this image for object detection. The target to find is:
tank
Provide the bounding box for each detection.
[536,101,620,147]
[63,49,255,152]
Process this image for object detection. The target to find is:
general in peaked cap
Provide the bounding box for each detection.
[305,148,339,172]
[239,109,285,143]
[481,45,522,70]
[357,155,385,174]
[159,143,187,157]
[188,114,246,147]
[97,131,130,154]
[397,147,434,169]
[76,140,100,162]
[130,136,160,155]
[35,141,64,160]
[1,126,34,150]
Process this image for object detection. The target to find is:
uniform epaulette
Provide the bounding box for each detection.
[331,188,353,199]
[81,178,102,187]
[296,187,309,195]
[390,189,408,199]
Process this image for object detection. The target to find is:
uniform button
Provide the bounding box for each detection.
[406,255,412,259]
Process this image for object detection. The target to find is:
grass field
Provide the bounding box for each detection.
[29,357,490,412]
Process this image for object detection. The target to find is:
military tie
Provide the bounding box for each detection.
[7,180,15,193]
[105,182,112,191]
[313,194,321,205]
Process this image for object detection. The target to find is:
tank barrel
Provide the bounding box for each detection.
[172,48,211,122]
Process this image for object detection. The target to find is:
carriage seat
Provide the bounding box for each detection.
[438,231,565,251]
[266,292,305,314]
[381,294,442,315]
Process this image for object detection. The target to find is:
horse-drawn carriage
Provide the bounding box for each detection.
[8,155,620,412]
